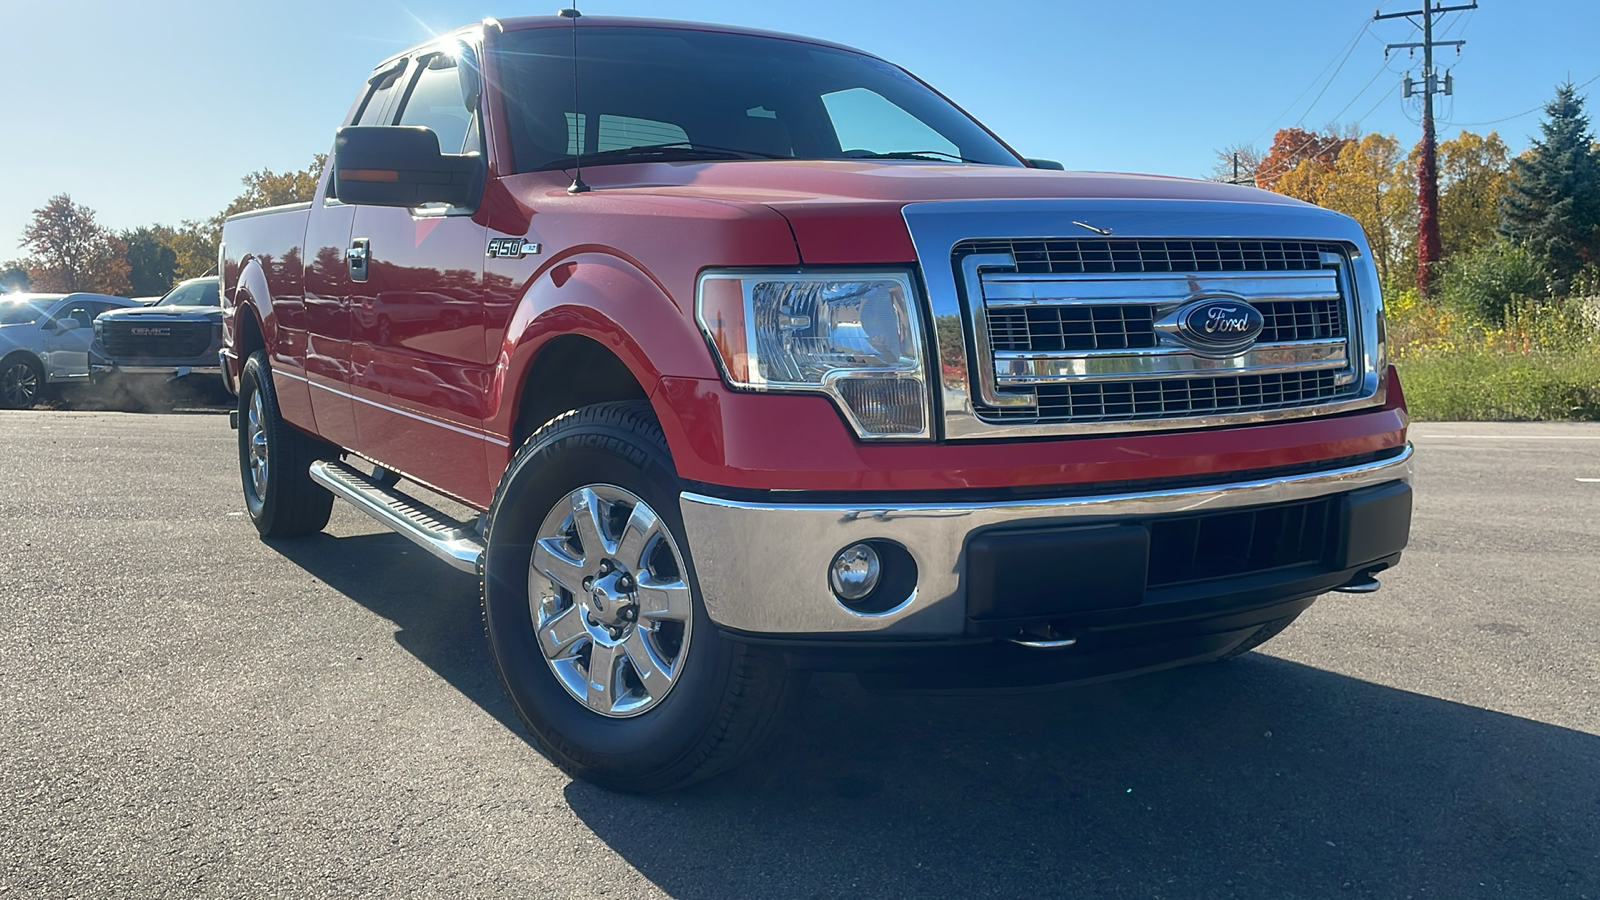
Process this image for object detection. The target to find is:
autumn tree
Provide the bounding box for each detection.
[1500,84,1600,295]
[123,227,180,296]
[19,195,131,295]
[1209,143,1263,184]
[155,154,331,282]
[1255,128,1351,191]
[218,154,328,220]
[1272,134,1416,287]
[1437,130,1513,259]
[0,264,30,292]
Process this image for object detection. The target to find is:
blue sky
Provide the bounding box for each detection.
[2,0,1596,260]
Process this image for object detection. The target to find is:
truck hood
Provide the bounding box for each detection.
[557,160,1312,263]
[98,306,223,323]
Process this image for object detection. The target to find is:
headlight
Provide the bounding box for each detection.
[93,319,103,337]
[697,270,931,439]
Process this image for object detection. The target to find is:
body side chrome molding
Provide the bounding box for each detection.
[277,368,511,447]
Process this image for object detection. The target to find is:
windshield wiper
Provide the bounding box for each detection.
[845,149,989,164]
[586,142,788,161]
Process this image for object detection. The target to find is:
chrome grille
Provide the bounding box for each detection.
[955,239,1335,275]
[982,370,1348,424]
[100,320,215,358]
[954,238,1360,428]
[987,305,1158,353]
[1258,298,1344,343]
[988,298,1345,353]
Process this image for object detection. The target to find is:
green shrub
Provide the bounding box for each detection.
[1397,348,1600,420]
[1437,240,1546,326]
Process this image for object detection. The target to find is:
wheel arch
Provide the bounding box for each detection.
[490,251,722,459]
[227,256,278,355]
[0,348,45,371]
[508,334,651,450]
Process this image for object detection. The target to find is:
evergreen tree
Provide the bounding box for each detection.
[122,227,180,296]
[1499,84,1600,295]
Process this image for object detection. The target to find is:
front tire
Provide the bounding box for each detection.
[238,351,334,537]
[0,355,44,410]
[482,401,799,792]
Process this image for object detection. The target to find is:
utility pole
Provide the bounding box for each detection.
[1377,1,1475,296]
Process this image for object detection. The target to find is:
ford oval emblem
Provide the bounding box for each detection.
[1169,296,1265,355]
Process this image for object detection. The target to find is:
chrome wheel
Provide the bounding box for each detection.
[246,389,269,501]
[530,484,694,718]
[2,360,40,408]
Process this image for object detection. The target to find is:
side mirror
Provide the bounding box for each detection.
[1026,158,1065,171]
[53,318,82,333]
[333,126,481,209]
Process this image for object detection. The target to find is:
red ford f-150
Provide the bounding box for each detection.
[219,14,1413,792]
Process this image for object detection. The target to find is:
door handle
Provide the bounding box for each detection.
[348,238,371,283]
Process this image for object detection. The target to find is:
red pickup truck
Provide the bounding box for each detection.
[220,14,1413,792]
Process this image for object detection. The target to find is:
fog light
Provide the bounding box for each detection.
[829,543,882,602]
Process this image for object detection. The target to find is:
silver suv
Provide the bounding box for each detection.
[0,292,138,409]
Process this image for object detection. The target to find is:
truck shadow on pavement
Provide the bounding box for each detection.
[272,530,1600,899]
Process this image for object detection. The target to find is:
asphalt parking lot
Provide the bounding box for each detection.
[2,412,1597,899]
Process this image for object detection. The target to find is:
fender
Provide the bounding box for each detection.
[486,250,721,463]
[227,257,280,354]
[229,255,315,432]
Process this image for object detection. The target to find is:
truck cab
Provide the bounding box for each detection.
[218,15,1412,792]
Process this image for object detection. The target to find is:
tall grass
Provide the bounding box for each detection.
[1389,289,1600,420]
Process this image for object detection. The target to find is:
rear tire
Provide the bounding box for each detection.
[482,401,801,793]
[0,355,44,410]
[238,351,334,537]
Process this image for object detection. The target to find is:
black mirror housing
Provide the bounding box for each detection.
[1026,158,1065,171]
[333,126,482,209]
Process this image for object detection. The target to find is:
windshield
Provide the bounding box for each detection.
[0,299,53,326]
[493,26,1024,172]
[157,280,221,307]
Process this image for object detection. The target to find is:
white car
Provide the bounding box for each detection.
[0,292,139,409]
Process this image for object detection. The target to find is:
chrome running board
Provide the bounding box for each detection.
[309,460,483,573]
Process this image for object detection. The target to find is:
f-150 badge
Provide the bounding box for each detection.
[486,238,542,259]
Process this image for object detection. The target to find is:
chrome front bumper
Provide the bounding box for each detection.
[91,363,221,377]
[679,445,1414,638]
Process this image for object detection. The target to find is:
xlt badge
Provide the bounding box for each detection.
[486,238,541,259]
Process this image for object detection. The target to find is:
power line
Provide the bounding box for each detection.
[1355,81,1404,125]
[1376,1,1480,296]
[1292,24,1372,128]
[1251,67,1400,184]
[1248,18,1373,145]
[1439,70,1600,127]
[1246,19,1422,185]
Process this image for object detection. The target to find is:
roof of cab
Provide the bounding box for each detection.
[374,16,877,73]
[493,15,874,58]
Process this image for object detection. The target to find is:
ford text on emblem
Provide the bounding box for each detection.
[1159,295,1266,356]
[485,238,542,259]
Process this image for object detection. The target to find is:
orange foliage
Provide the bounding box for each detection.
[1254,128,1351,191]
